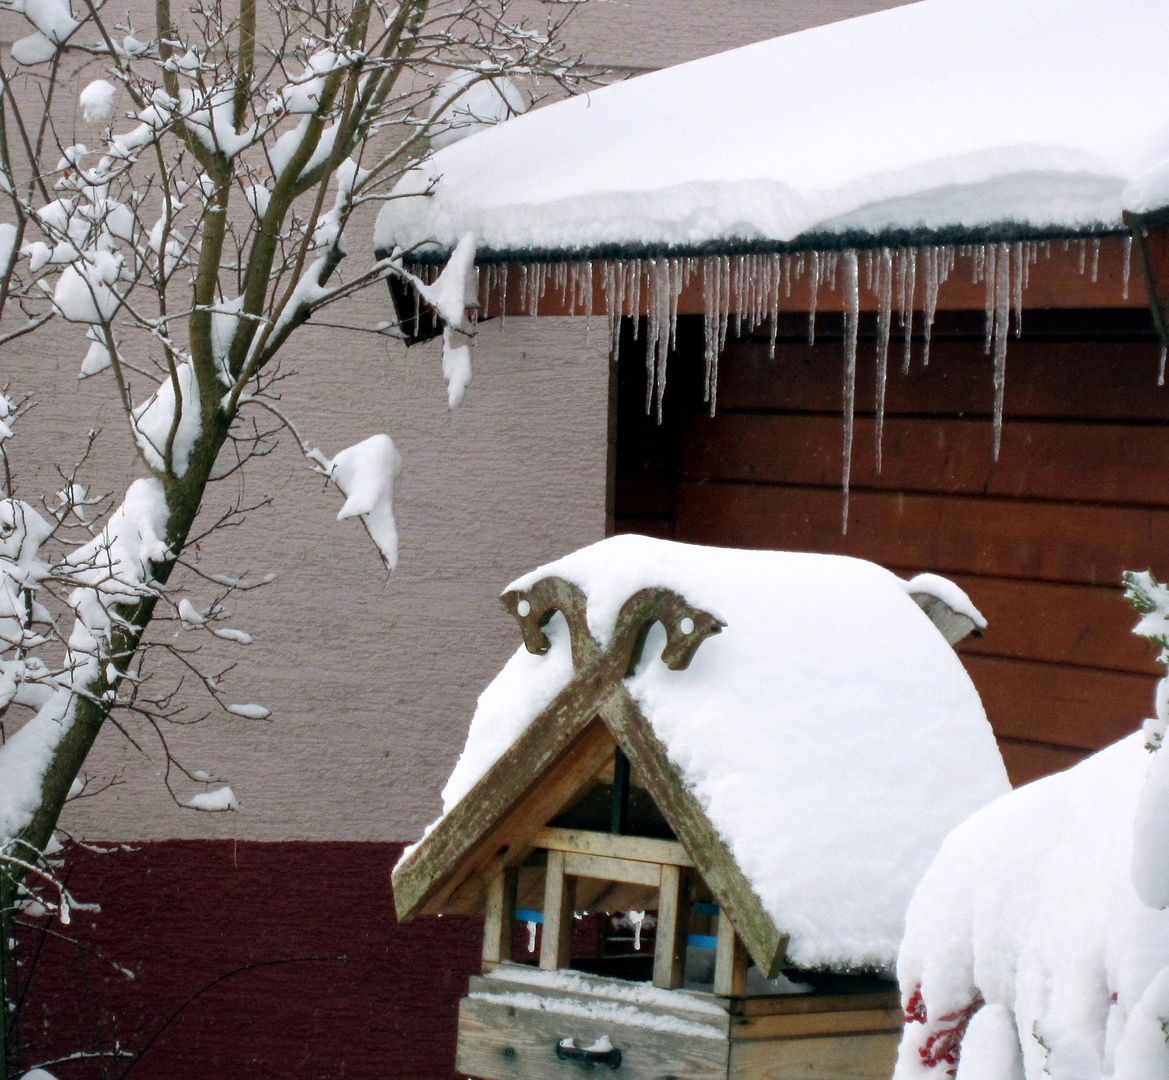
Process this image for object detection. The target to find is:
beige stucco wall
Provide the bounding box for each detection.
[3,0,909,842]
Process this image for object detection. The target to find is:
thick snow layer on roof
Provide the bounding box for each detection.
[375,0,1169,259]
[442,535,1009,971]
[895,734,1169,1079]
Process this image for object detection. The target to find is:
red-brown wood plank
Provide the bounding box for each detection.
[675,483,1169,588]
[681,414,1169,506]
[933,575,1157,676]
[996,738,1089,787]
[963,654,1152,751]
[715,340,1169,420]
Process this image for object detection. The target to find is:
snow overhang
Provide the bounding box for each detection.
[375,0,1169,269]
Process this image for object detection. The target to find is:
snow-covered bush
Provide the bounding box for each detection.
[0,0,582,1071]
[892,571,1169,1078]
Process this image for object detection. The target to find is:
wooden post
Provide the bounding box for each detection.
[713,910,749,996]
[653,864,690,989]
[482,867,518,967]
[540,850,576,972]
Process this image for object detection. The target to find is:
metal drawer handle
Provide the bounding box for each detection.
[556,1035,622,1069]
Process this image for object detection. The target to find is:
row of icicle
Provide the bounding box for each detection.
[416,238,1150,531]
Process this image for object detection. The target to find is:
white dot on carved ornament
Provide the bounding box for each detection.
[517,599,531,617]
[679,617,695,635]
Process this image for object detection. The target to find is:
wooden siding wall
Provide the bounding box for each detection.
[612,312,1169,786]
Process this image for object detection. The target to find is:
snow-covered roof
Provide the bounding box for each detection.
[375,0,1169,261]
[435,535,1009,972]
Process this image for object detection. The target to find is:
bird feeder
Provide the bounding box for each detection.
[392,536,1008,1080]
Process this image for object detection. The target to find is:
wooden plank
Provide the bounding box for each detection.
[434,721,617,916]
[714,914,749,997]
[653,864,690,990]
[613,515,674,539]
[733,990,900,1018]
[997,738,1089,787]
[456,995,730,1080]
[728,1031,900,1080]
[675,482,1169,589]
[534,826,694,867]
[600,692,789,980]
[965,654,1151,751]
[681,413,1169,507]
[919,575,1157,676]
[467,969,732,1027]
[715,339,1168,420]
[482,868,519,966]
[540,851,576,972]
[729,1008,903,1040]
[391,652,619,919]
[563,851,664,887]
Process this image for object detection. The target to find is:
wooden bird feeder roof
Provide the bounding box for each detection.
[392,536,1009,977]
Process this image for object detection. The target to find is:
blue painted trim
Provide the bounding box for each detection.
[692,902,720,916]
[515,909,544,924]
[687,934,718,949]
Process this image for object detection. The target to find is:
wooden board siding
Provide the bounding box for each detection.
[612,312,1168,786]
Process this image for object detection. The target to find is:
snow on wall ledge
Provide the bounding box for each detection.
[439,535,1011,972]
[375,0,1169,260]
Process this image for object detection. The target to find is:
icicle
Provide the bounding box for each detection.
[1123,236,1133,300]
[1077,239,1087,275]
[768,253,781,358]
[702,256,719,411]
[783,253,792,298]
[718,255,732,356]
[1011,241,1024,338]
[630,260,642,339]
[982,243,997,355]
[630,910,645,951]
[730,255,743,339]
[499,262,509,327]
[807,251,821,344]
[1090,238,1100,283]
[901,249,916,374]
[923,247,939,367]
[841,250,859,534]
[604,261,621,364]
[645,258,661,416]
[527,920,538,953]
[992,242,1010,460]
[874,248,893,474]
[583,260,594,344]
[1160,345,1167,387]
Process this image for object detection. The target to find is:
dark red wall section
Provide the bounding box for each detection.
[13,841,481,1080]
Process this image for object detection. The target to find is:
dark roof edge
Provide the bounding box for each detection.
[383,220,1130,267]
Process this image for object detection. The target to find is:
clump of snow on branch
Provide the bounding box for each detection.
[427,70,525,150]
[131,363,202,477]
[183,786,239,812]
[311,435,403,571]
[79,80,117,124]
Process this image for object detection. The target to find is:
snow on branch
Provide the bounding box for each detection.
[310,435,403,571]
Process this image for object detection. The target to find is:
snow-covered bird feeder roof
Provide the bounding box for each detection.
[392,536,1009,976]
[376,0,1169,264]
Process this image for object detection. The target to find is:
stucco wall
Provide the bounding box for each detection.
[27,312,611,841]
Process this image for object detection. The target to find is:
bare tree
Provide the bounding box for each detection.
[0,0,583,1072]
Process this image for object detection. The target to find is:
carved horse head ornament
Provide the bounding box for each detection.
[499,575,726,677]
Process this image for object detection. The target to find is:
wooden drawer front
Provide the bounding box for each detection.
[728,1032,901,1080]
[457,994,730,1080]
